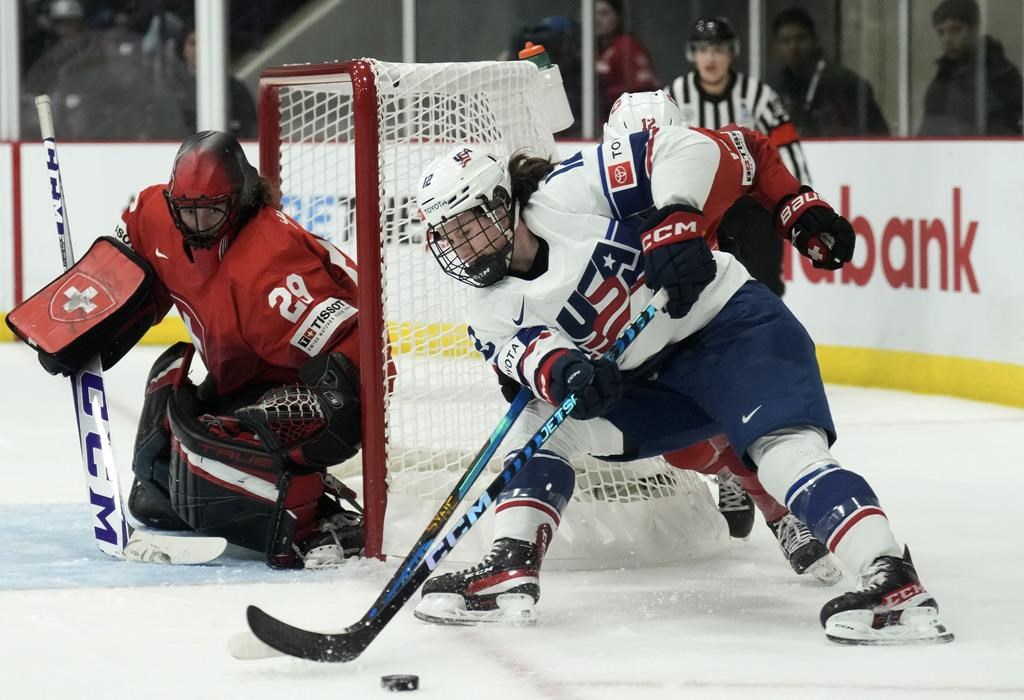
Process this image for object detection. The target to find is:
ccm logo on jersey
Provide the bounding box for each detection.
[603,140,637,193]
[290,297,356,356]
[640,211,702,251]
[779,190,822,227]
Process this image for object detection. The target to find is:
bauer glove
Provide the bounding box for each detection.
[775,186,855,271]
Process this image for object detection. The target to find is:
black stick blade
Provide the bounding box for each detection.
[246,605,375,663]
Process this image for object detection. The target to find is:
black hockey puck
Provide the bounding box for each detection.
[381,675,419,692]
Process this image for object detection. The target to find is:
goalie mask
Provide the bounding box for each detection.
[603,89,683,141]
[416,147,516,288]
[164,130,259,250]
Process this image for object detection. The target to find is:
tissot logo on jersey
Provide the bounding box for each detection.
[556,240,640,355]
[722,130,755,186]
[290,297,356,356]
[113,221,132,249]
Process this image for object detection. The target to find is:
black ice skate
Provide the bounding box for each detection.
[821,548,954,645]
[767,514,841,585]
[413,535,547,626]
[296,508,365,568]
[128,477,189,531]
[717,475,755,538]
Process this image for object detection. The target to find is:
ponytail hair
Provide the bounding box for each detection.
[255,175,282,210]
[508,151,556,209]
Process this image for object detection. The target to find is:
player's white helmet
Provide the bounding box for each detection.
[416,146,515,288]
[603,90,683,141]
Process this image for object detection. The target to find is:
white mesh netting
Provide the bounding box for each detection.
[265,59,727,568]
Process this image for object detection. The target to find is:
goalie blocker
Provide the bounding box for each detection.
[5,236,161,375]
[135,343,365,568]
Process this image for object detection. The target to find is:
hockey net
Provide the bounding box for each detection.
[258,59,727,568]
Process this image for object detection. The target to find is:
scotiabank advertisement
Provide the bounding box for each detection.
[784,142,1003,364]
[1,139,1020,405]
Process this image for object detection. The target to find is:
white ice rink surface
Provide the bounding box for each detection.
[2,342,1023,699]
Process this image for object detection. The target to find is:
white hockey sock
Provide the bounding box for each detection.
[749,426,901,576]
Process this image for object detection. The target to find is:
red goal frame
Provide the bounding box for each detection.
[257,61,389,559]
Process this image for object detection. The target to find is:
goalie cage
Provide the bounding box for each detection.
[257,59,728,569]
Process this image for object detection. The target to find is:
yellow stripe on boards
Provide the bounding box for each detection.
[816,345,1024,408]
[3,313,1020,408]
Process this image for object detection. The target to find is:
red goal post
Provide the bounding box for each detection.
[257,59,727,566]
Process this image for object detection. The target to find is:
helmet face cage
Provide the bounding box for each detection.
[164,190,236,249]
[163,130,258,250]
[427,188,515,288]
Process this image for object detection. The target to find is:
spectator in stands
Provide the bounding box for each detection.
[771,7,889,137]
[595,0,658,126]
[20,0,58,76]
[170,26,258,138]
[22,0,90,97]
[508,16,583,138]
[919,0,1023,136]
[22,0,187,139]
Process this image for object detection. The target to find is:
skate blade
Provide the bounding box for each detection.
[804,554,843,586]
[825,606,955,646]
[413,593,537,627]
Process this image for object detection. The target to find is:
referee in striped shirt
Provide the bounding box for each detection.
[667,17,809,296]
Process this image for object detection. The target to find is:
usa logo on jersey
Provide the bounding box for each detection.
[556,239,640,355]
[452,148,473,167]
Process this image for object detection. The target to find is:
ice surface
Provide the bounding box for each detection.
[2,343,1022,699]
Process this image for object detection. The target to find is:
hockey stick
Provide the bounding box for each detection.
[230,385,532,660]
[242,289,669,662]
[34,96,226,565]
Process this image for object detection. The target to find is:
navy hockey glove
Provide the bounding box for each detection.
[536,349,622,420]
[775,187,855,271]
[640,204,716,319]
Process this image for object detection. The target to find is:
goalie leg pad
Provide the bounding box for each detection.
[166,383,326,558]
[129,342,194,530]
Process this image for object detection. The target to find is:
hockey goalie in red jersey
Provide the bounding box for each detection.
[11,131,368,569]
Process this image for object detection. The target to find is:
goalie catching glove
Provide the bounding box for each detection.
[639,204,717,318]
[775,186,855,270]
[234,352,362,470]
[131,344,365,568]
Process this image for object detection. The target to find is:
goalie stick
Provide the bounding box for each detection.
[34,96,226,565]
[240,289,669,662]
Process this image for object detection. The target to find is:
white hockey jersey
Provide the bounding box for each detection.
[465,124,803,401]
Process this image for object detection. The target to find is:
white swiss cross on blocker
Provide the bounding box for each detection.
[63,285,98,314]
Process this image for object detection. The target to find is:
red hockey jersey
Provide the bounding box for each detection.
[119,185,360,396]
